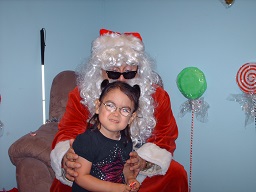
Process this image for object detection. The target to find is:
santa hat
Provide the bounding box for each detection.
[91,29,145,69]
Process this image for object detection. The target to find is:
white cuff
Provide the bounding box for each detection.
[136,143,172,179]
[50,140,73,186]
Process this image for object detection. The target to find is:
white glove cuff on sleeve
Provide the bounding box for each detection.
[50,140,73,186]
[136,143,172,179]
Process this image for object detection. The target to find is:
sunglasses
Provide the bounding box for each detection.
[106,70,137,79]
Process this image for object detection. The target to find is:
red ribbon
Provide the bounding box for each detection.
[100,28,142,41]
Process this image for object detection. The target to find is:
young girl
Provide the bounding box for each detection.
[72,80,141,192]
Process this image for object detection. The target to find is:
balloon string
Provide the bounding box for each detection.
[254,100,256,130]
[189,109,194,192]
[253,97,256,130]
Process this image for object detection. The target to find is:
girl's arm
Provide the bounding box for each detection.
[123,162,140,192]
[74,156,131,192]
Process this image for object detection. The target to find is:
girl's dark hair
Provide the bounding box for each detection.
[88,79,140,145]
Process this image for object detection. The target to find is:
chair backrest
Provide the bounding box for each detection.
[48,70,77,121]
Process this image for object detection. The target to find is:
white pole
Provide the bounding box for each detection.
[40,28,46,124]
[41,64,46,124]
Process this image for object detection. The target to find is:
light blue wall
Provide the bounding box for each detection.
[1,0,256,191]
[0,0,104,190]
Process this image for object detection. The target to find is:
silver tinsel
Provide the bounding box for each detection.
[227,93,256,127]
[178,97,209,123]
[0,120,4,137]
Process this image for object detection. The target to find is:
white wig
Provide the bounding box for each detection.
[77,32,161,145]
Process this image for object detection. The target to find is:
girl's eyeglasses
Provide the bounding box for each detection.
[105,71,137,79]
[101,101,132,117]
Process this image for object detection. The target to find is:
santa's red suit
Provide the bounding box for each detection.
[50,86,188,192]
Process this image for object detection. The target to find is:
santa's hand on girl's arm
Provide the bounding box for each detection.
[126,151,146,173]
[62,139,81,181]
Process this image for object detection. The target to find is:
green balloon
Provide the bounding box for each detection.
[177,67,207,100]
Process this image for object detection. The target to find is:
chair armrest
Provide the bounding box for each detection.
[8,122,58,168]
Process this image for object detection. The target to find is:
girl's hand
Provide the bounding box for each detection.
[115,183,131,192]
[127,179,140,192]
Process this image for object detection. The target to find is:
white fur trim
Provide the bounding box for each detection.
[136,142,172,181]
[136,174,147,184]
[50,140,73,186]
